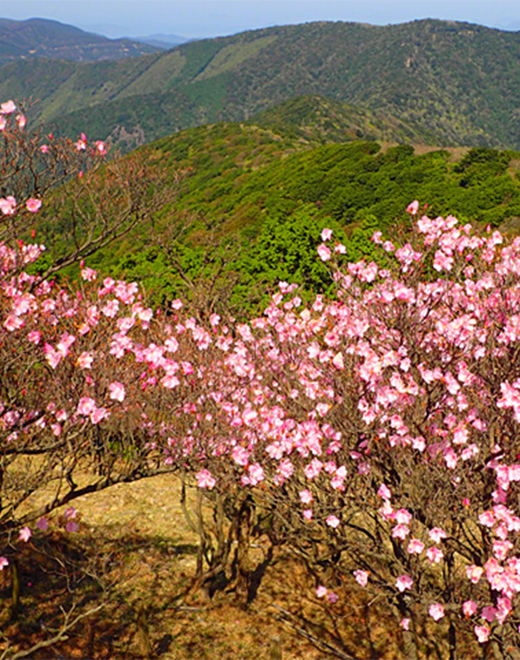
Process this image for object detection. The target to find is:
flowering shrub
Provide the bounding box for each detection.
[177,208,520,657]
[0,100,190,655]
[3,96,520,657]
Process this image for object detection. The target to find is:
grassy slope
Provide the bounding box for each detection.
[2,473,401,659]
[2,20,520,149]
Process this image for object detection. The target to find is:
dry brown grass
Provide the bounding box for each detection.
[0,474,404,659]
[0,475,303,659]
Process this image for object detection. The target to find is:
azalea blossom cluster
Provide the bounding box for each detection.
[0,246,230,577]
[0,99,111,251]
[3,96,520,653]
[44,208,520,656]
[0,99,26,131]
[0,101,202,657]
[178,207,520,654]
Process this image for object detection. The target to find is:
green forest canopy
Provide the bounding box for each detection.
[36,117,520,316]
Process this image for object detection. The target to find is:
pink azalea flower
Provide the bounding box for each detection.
[353,570,368,587]
[27,330,41,344]
[395,509,412,525]
[196,469,216,489]
[77,351,94,369]
[317,244,331,262]
[429,603,445,621]
[395,575,413,592]
[493,539,513,561]
[433,249,454,272]
[44,343,62,369]
[161,374,180,389]
[81,266,97,281]
[321,228,333,241]
[429,527,447,543]
[66,521,78,533]
[57,332,76,357]
[102,299,120,318]
[377,483,392,500]
[426,547,444,564]
[165,337,179,353]
[316,585,327,598]
[108,381,125,402]
[76,397,96,416]
[278,459,294,479]
[391,524,410,540]
[1,100,16,114]
[26,198,42,213]
[407,538,424,554]
[303,509,313,520]
[378,501,395,521]
[19,526,31,542]
[247,463,264,485]
[407,200,420,215]
[326,515,340,528]
[299,489,313,504]
[400,618,410,630]
[444,448,458,469]
[462,600,478,617]
[327,591,338,604]
[0,196,16,215]
[16,114,26,129]
[0,557,9,570]
[304,458,323,480]
[496,596,512,624]
[474,626,490,643]
[478,510,495,527]
[64,507,77,520]
[232,446,250,466]
[36,517,49,531]
[181,361,194,375]
[51,423,62,436]
[466,565,484,584]
[481,606,496,623]
[95,140,107,155]
[4,315,23,331]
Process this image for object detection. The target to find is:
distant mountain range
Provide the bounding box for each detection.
[1,19,520,150]
[132,33,190,49]
[0,17,161,64]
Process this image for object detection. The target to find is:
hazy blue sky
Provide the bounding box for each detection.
[0,1,518,39]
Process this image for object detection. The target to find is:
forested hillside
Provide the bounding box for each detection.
[0,17,159,64]
[34,100,520,316]
[2,19,520,150]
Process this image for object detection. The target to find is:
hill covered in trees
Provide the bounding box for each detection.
[0,17,159,65]
[34,98,520,316]
[1,19,520,150]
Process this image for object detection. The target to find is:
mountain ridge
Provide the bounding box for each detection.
[0,17,160,64]
[1,19,520,149]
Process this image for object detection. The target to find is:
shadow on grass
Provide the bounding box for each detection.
[0,529,200,659]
